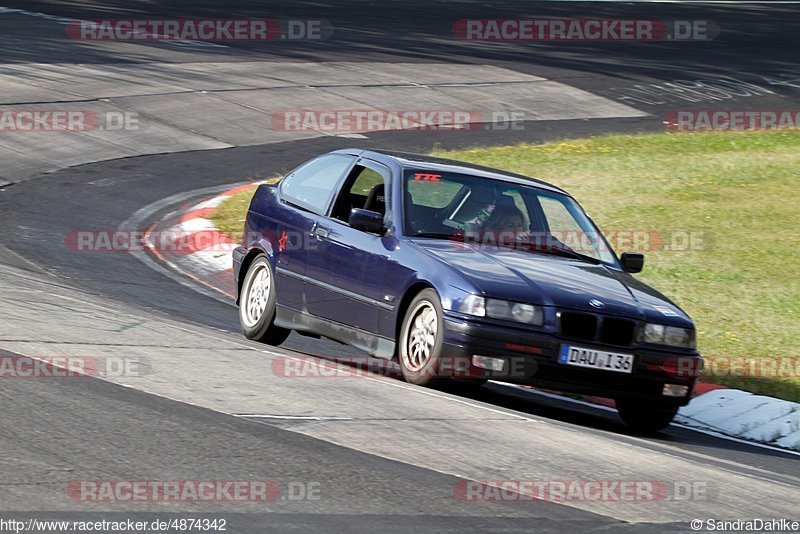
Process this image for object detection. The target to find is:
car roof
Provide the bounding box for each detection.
[331,148,568,195]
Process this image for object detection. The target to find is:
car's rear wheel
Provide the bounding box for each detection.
[616,398,680,432]
[239,255,291,345]
[398,289,448,387]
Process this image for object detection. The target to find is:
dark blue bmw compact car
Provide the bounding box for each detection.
[233,149,703,431]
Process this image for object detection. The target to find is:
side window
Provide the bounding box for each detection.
[280,154,355,214]
[331,163,391,222]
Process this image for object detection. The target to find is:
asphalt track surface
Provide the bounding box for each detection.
[1,1,799,532]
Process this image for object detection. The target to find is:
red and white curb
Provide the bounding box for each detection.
[573,386,800,450]
[145,182,260,299]
[677,390,800,450]
[151,183,800,452]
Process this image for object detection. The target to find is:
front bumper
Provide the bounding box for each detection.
[443,314,701,405]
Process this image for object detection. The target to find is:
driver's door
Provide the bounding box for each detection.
[303,159,394,339]
[273,153,356,311]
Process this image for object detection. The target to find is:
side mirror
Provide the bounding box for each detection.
[348,208,384,234]
[620,252,644,273]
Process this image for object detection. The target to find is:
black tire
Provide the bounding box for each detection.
[616,398,680,432]
[238,255,291,345]
[398,289,449,387]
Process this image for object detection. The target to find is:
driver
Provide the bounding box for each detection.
[484,205,527,247]
[485,205,526,232]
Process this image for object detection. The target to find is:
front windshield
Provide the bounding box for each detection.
[403,169,618,265]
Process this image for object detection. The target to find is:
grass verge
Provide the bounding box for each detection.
[209,177,280,235]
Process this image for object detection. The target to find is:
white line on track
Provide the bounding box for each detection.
[0,6,229,47]
[233,414,354,420]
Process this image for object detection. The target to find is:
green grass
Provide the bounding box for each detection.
[210,186,259,235]
[434,130,800,401]
[211,131,800,401]
[209,177,281,235]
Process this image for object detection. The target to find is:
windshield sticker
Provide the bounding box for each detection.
[412,173,442,183]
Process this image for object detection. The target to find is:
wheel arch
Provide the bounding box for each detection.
[236,247,269,304]
[393,282,437,355]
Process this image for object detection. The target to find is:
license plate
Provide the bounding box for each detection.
[558,345,634,374]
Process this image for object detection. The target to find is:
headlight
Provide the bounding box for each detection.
[490,300,543,325]
[511,303,538,323]
[639,323,696,349]
[459,295,543,325]
[458,294,486,317]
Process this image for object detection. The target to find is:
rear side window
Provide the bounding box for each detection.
[280,154,355,214]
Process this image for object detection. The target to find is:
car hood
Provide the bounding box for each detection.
[410,239,693,326]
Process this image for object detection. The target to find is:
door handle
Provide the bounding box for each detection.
[314,227,329,239]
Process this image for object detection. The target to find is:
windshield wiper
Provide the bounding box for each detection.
[410,232,460,240]
[532,245,602,264]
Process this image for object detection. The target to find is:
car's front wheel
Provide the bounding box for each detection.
[616,398,680,432]
[239,255,291,345]
[398,289,449,387]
